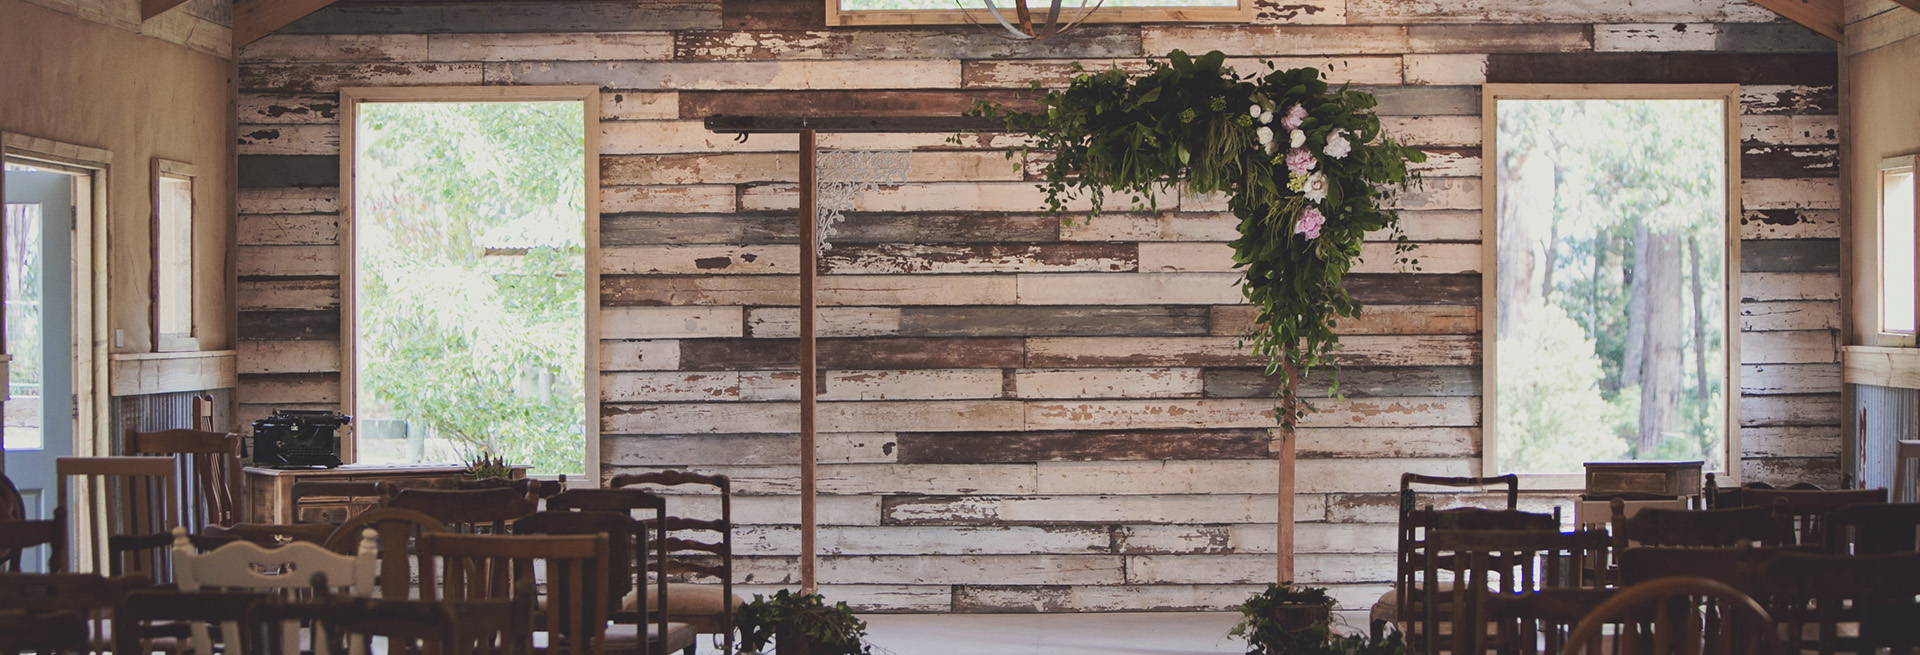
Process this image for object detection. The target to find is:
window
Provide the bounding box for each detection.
[1880,156,1917,337]
[342,89,596,477]
[828,0,1252,26]
[1483,85,1740,481]
[152,159,196,351]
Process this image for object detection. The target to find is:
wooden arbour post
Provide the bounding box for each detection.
[704,115,1301,590]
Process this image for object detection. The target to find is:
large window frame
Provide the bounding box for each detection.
[1480,84,1744,489]
[826,0,1253,27]
[337,86,601,479]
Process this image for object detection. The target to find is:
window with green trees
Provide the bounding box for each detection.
[351,101,587,476]
[1488,89,1736,476]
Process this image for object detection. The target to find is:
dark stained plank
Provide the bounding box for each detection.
[719,0,822,30]
[823,243,1137,274]
[896,429,1272,464]
[238,155,339,188]
[1741,208,1833,232]
[899,306,1210,337]
[600,212,1063,247]
[281,0,720,33]
[602,213,797,247]
[1740,238,1841,273]
[1361,86,1482,116]
[1344,273,1479,305]
[1742,143,1838,178]
[1712,23,1839,53]
[674,25,1142,61]
[679,90,1041,119]
[1202,366,1481,399]
[1740,85,1837,115]
[238,310,339,341]
[707,115,1004,134]
[1486,53,1838,85]
[677,337,1026,370]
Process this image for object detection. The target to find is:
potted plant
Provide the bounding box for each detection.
[734,589,873,655]
[462,452,513,482]
[1230,584,1405,655]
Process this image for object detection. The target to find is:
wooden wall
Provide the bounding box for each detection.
[234,0,1843,611]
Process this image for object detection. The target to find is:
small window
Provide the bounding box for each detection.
[1880,156,1917,337]
[152,159,196,351]
[828,0,1252,27]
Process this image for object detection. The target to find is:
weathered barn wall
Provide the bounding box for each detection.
[234,0,1842,611]
[1,0,238,455]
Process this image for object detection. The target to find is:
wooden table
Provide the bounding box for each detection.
[1584,460,1705,497]
[243,463,528,523]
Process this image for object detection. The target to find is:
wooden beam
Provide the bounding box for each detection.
[140,0,191,20]
[1844,345,1920,389]
[1897,0,1920,14]
[1745,0,1844,41]
[233,0,341,47]
[799,129,818,596]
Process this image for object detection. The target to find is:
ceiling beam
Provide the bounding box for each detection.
[1746,0,1844,40]
[140,0,191,20]
[233,0,340,47]
[1895,0,1920,13]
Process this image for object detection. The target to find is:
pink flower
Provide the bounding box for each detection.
[1295,207,1326,240]
[1285,147,1318,175]
[1324,128,1352,159]
[1281,103,1308,130]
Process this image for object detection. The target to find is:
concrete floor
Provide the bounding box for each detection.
[689,612,1251,655]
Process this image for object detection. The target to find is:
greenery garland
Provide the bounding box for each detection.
[973,50,1426,428]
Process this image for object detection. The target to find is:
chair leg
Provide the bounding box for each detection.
[682,645,695,655]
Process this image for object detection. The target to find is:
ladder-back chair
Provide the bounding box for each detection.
[419,532,610,655]
[1762,550,1920,655]
[124,427,243,531]
[607,471,738,655]
[323,507,452,600]
[56,456,175,577]
[1745,487,1888,548]
[1425,528,1610,655]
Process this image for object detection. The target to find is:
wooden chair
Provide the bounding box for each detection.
[116,588,270,655]
[251,573,534,655]
[1823,502,1920,554]
[1424,528,1610,655]
[1487,587,1618,655]
[290,480,391,524]
[0,504,65,573]
[324,507,452,600]
[608,472,739,654]
[1761,550,1920,655]
[517,510,698,655]
[56,456,176,577]
[1703,473,1823,509]
[1897,441,1920,503]
[1745,487,1888,547]
[1609,501,1776,551]
[389,486,540,534]
[202,521,339,547]
[1394,507,1556,652]
[124,427,243,531]
[418,532,609,655]
[172,525,380,655]
[1566,576,1782,655]
[0,571,152,655]
[0,608,89,653]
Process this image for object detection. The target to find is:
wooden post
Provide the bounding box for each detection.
[1277,347,1298,584]
[798,130,819,595]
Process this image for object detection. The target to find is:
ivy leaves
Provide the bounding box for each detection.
[976,50,1426,428]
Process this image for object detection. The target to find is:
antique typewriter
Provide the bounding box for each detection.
[251,409,351,469]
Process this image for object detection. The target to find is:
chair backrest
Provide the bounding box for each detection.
[289,480,391,524]
[1897,441,1920,503]
[1618,545,1796,595]
[250,577,533,655]
[323,507,452,600]
[56,456,176,577]
[1823,502,1920,554]
[388,486,539,534]
[0,571,151,655]
[1401,473,1520,513]
[1487,587,1619,655]
[1612,504,1776,549]
[1745,488,1889,547]
[117,588,270,655]
[1397,507,1557,653]
[1762,551,1920,655]
[0,504,65,572]
[418,532,608,655]
[1566,576,1781,655]
[202,521,339,548]
[516,509,669,651]
[1425,528,1611,655]
[124,427,243,532]
[174,525,380,655]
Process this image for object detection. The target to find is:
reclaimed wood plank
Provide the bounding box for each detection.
[1033,458,1473,495]
[600,245,796,275]
[1740,300,1841,331]
[425,32,674,62]
[1743,457,1842,486]
[238,33,427,62]
[1202,366,1481,398]
[1742,272,1841,301]
[1738,393,1843,426]
[601,306,746,339]
[896,305,1209,338]
[1140,25,1411,55]
[238,93,341,125]
[676,337,1026,370]
[1023,396,1478,430]
[239,310,339,341]
[674,25,1142,60]
[747,307,903,338]
[1740,238,1840,272]
[1595,23,1837,53]
[1741,426,1842,458]
[238,62,482,93]
[734,554,1121,586]
[1295,427,1479,459]
[238,155,339,188]
[1485,53,1839,85]
[238,340,340,374]
[239,187,338,214]
[1740,330,1839,364]
[602,274,1019,306]
[485,59,961,90]
[1742,209,1840,240]
[826,243,1137,274]
[882,493,1324,526]
[238,279,339,311]
[279,1,720,33]
[1212,304,1481,336]
[1347,0,1776,24]
[599,340,681,371]
[238,245,338,278]
[600,370,796,402]
[1011,368,1205,399]
[896,429,1272,463]
[735,524,1110,556]
[602,432,898,465]
[237,373,340,405]
[1026,335,1478,367]
[1404,23,1593,51]
[1404,55,1487,85]
[1742,143,1839,178]
[960,57,1405,89]
[601,400,1026,434]
[1015,273,1247,305]
[1744,115,1840,146]
[1740,85,1838,115]
[238,124,338,156]
[678,89,1039,119]
[239,213,336,245]
[1742,363,1842,394]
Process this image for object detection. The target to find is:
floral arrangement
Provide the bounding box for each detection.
[734,589,873,655]
[973,50,1425,430]
[1229,583,1405,655]
[462,452,513,480]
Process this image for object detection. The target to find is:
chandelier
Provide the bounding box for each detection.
[965,0,1106,40]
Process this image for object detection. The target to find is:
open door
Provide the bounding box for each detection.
[3,165,81,573]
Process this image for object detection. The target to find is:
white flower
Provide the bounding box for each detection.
[1259,109,1273,124]
[1256,126,1274,145]
[1324,128,1352,159]
[1289,129,1305,148]
[1303,171,1329,202]
[1249,105,1264,119]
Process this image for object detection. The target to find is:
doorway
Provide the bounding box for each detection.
[2,162,85,573]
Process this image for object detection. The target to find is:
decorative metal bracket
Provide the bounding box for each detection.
[814,149,911,255]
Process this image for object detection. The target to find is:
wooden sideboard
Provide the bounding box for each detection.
[243,463,528,523]
[1584,460,1705,497]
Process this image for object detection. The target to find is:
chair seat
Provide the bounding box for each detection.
[622,582,744,633]
[605,621,698,654]
[1370,582,1459,627]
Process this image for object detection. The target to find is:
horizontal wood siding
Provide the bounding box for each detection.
[236,0,1841,611]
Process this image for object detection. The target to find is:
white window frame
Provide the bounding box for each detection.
[1878,155,1918,342]
[1479,84,1744,489]
[152,158,198,352]
[337,86,601,480]
[826,0,1253,27]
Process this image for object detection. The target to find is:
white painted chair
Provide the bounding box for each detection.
[171,525,378,655]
